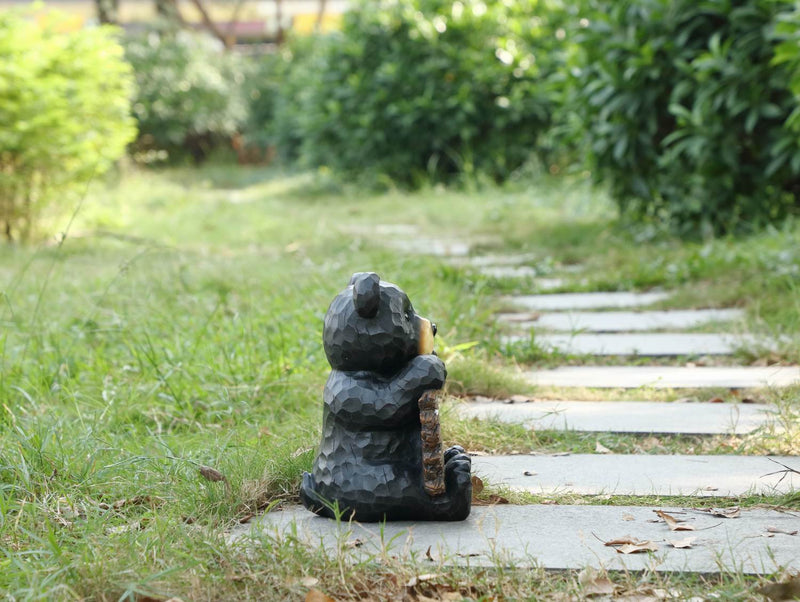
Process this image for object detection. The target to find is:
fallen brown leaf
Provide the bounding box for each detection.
[425,545,435,562]
[767,526,798,536]
[604,537,642,546]
[603,536,659,554]
[471,475,484,497]
[622,513,635,521]
[668,536,697,549]
[578,567,617,597]
[198,466,226,482]
[345,538,363,549]
[405,574,443,588]
[654,510,695,531]
[595,441,612,454]
[617,541,659,554]
[305,589,336,602]
[703,506,741,519]
[759,575,800,601]
[708,397,724,403]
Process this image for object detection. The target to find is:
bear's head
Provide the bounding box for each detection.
[323,272,437,374]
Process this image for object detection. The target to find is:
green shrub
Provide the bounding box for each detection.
[570,0,800,236]
[774,4,800,132]
[0,12,136,241]
[124,26,249,163]
[241,53,282,153]
[273,0,568,185]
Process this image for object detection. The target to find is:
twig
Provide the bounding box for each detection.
[761,457,800,484]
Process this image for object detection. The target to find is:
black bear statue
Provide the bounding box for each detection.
[300,272,472,521]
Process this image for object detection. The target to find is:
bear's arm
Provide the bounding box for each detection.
[325,355,446,428]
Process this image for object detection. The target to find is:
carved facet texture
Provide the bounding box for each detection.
[300,273,472,522]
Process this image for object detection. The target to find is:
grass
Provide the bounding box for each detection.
[0,165,798,599]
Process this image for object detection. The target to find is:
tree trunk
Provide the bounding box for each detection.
[275,0,284,44]
[315,0,327,32]
[96,0,119,24]
[187,0,234,49]
[155,0,184,24]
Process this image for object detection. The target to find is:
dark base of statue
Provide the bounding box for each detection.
[300,445,472,522]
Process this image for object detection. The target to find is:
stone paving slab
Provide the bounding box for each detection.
[230,505,800,573]
[506,333,765,356]
[506,292,670,311]
[387,238,472,257]
[478,266,538,279]
[498,309,745,332]
[472,454,799,497]
[526,366,800,389]
[449,253,540,267]
[455,400,776,434]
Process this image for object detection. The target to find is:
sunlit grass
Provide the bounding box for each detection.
[1,165,798,598]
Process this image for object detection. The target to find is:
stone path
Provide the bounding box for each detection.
[505,292,671,311]
[231,505,800,573]
[506,333,766,356]
[526,365,800,389]
[498,308,745,332]
[240,252,798,575]
[472,454,799,496]
[455,399,776,434]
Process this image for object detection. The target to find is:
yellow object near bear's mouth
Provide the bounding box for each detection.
[418,317,435,355]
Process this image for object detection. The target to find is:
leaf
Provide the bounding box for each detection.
[425,545,435,562]
[406,574,444,588]
[616,541,659,555]
[603,536,659,554]
[767,526,798,536]
[759,576,800,601]
[622,513,635,521]
[654,510,695,531]
[595,441,612,454]
[305,589,336,602]
[668,536,696,549]
[578,567,617,597]
[198,465,226,482]
[704,506,740,519]
[470,475,484,497]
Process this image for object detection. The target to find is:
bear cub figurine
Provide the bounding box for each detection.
[300,272,472,522]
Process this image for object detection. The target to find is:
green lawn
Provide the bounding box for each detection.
[1,166,798,599]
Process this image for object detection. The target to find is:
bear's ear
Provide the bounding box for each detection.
[350,272,380,318]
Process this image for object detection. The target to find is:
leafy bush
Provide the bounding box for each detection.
[241,53,282,153]
[570,0,800,236]
[124,26,249,162]
[272,0,568,185]
[0,12,136,241]
[773,4,800,132]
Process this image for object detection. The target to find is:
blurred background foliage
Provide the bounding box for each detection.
[124,25,250,163]
[0,10,136,241]
[4,0,800,237]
